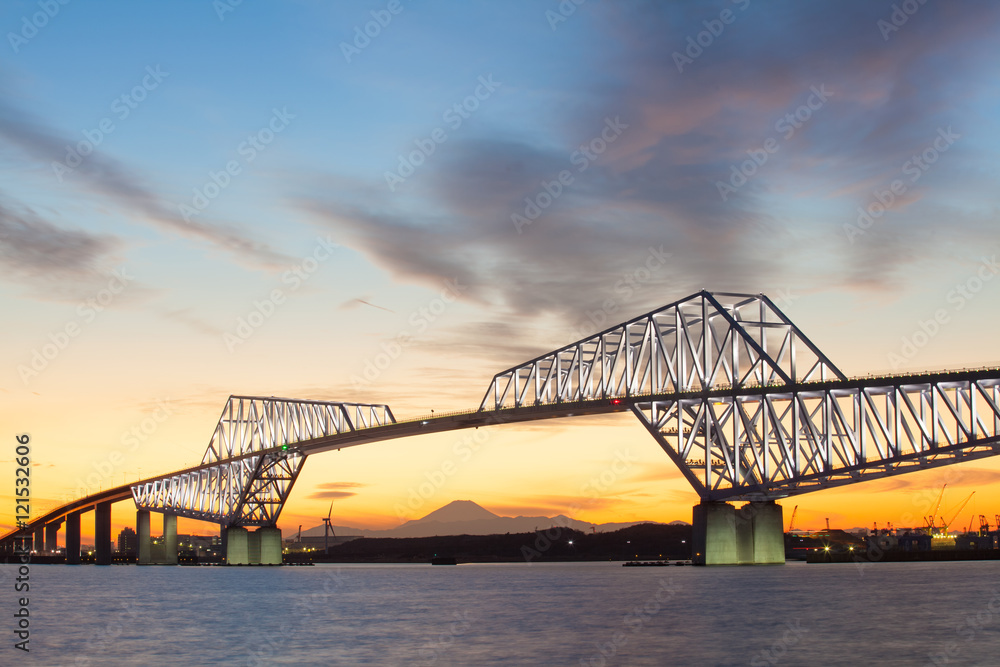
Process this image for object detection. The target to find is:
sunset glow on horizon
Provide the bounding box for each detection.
[3,1,1000,544]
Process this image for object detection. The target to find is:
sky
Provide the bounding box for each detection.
[2,0,1000,542]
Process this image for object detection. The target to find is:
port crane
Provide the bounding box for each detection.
[787,505,798,532]
[924,484,947,533]
[937,491,975,535]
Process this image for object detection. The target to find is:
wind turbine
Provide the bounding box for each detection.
[322,501,336,556]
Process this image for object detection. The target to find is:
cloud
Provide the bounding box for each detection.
[0,198,118,278]
[309,490,359,500]
[0,196,140,300]
[308,481,366,500]
[162,308,225,337]
[301,0,1000,332]
[0,97,293,270]
[862,467,1000,494]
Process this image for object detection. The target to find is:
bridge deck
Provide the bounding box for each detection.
[4,366,1000,543]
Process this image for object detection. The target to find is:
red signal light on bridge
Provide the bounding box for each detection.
[610,399,622,405]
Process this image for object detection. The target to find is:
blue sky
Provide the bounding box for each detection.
[2,0,1000,534]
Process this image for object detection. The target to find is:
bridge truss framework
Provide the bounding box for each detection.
[482,291,1000,502]
[9,290,999,548]
[131,397,394,526]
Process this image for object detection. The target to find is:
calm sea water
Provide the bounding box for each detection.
[2,560,998,666]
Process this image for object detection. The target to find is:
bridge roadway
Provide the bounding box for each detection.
[0,395,631,560]
[5,366,1000,564]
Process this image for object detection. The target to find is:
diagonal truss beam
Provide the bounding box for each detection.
[131,396,394,526]
[632,374,1000,501]
[479,291,845,411]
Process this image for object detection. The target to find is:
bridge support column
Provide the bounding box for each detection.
[95,502,112,565]
[247,530,261,564]
[137,510,151,565]
[66,512,81,565]
[735,506,755,564]
[692,502,737,565]
[162,514,177,565]
[33,526,44,554]
[226,527,249,565]
[45,522,60,553]
[257,527,282,565]
[694,501,784,566]
[747,501,784,564]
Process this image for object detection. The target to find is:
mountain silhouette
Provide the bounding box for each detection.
[296,500,661,539]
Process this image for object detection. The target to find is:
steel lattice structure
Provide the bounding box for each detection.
[632,372,1000,501]
[480,291,844,410]
[481,291,1000,501]
[131,396,394,526]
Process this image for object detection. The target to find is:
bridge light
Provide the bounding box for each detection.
[610,399,622,405]
[281,444,289,451]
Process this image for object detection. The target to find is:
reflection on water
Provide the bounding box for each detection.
[3,560,999,665]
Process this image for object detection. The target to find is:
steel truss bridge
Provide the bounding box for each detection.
[5,290,1000,545]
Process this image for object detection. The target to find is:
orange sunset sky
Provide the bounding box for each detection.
[2,2,1000,542]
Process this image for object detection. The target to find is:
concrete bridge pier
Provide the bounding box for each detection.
[66,512,81,564]
[162,514,178,565]
[224,526,282,565]
[33,526,44,554]
[95,501,112,565]
[248,530,261,564]
[258,527,282,564]
[137,511,177,564]
[45,521,62,553]
[692,501,783,565]
[226,527,249,565]
[137,510,151,564]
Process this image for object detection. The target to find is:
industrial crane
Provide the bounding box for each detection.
[938,491,975,535]
[787,505,798,532]
[924,484,947,533]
